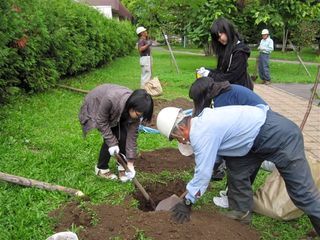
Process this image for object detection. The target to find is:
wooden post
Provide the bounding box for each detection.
[300,65,320,130]
[162,31,180,74]
[288,40,311,77]
[56,84,89,94]
[0,172,85,197]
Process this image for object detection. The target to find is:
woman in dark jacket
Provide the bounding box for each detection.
[207,18,253,90]
[79,84,153,182]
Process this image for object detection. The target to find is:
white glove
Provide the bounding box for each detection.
[108,145,119,156]
[196,67,210,78]
[125,162,136,180]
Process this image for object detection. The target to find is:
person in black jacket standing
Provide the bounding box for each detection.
[197,18,253,90]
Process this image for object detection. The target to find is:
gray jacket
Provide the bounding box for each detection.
[79,84,139,159]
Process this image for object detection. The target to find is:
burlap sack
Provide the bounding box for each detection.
[144,76,163,96]
[253,158,320,220]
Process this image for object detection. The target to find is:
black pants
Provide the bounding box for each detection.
[226,110,320,234]
[97,124,127,169]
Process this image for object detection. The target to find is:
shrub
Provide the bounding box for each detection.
[0,0,136,103]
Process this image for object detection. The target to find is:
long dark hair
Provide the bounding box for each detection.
[189,77,230,117]
[124,89,153,122]
[210,18,240,72]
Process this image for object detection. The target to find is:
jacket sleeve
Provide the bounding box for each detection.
[96,96,118,147]
[185,134,222,203]
[209,51,248,84]
[125,121,139,159]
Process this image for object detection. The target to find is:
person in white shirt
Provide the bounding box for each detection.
[156,106,320,235]
[258,29,274,85]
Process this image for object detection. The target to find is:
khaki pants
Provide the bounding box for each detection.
[140,56,152,88]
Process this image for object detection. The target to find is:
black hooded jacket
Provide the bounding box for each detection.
[208,42,253,90]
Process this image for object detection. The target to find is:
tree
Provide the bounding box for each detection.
[253,0,319,52]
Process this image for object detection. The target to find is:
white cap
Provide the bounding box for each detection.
[178,143,194,156]
[136,26,147,35]
[261,29,269,35]
[156,107,182,139]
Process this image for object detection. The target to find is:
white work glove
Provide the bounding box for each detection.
[125,162,136,180]
[108,145,119,156]
[196,67,210,78]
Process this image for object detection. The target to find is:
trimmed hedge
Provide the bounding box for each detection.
[0,0,136,103]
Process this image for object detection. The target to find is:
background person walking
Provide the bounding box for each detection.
[258,29,274,85]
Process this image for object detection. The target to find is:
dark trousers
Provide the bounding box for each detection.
[226,110,320,234]
[97,125,127,169]
[258,53,271,81]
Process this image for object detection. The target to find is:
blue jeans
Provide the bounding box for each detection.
[258,53,271,81]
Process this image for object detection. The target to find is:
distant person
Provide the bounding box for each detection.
[137,26,152,88]
[197,18,253,90]
[258,29,274,85]
[79,84,153,182]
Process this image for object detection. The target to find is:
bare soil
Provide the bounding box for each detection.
[147,98,193,128]
[135,148,194,174]
[50,200,260,240]
[49,98,261,239]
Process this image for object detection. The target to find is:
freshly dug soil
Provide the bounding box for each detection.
[50,200,260,240]
[133,179,187,211]
[147,98,193,128]
[135,148,194,174]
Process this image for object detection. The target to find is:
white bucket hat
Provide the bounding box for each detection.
[136,26,147,35]
[261,29,269,35]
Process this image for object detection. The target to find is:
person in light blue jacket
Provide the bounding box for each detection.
[156,106,320,235]
[258,29,274,85]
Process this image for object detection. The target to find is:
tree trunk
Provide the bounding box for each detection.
[204,42,213,56]
[282,25,289,52]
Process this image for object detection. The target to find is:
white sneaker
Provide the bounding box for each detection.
[95,166,118,180]
[213,195,229,209]
[219,187,228,197]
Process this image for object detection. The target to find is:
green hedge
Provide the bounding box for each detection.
[0,0,136,103]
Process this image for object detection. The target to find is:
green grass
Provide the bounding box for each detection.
[169,45,320,63]
[0,49,319,239]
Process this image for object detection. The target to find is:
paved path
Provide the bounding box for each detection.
[255,84,319,163]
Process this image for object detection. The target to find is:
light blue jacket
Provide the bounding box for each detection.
[186,105,269,203]
[258,37,274,54]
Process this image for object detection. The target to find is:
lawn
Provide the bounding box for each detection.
[0,49,318,239]
[170,45,320,63]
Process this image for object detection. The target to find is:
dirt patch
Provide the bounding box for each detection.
[147,98,193,128]
[135,148,194,174]
[50,200,260,240]
[133,179,187,211]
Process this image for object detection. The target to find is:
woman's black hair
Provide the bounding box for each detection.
[210,18,241,72]
[125,89,153,122]
[189,77,215,117]
[189,77,231,117]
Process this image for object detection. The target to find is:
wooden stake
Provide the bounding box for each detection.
[300,65,320,130]
[0,172,85,197]
[56,84,89,94]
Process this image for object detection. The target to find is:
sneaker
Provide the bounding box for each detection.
[95,166,117,180]
[263,80,271,85]
[223,210,252,224]
[213,195,229,208]
[219,188,228,197]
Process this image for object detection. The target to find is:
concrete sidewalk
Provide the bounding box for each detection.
[255,84,319,163]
